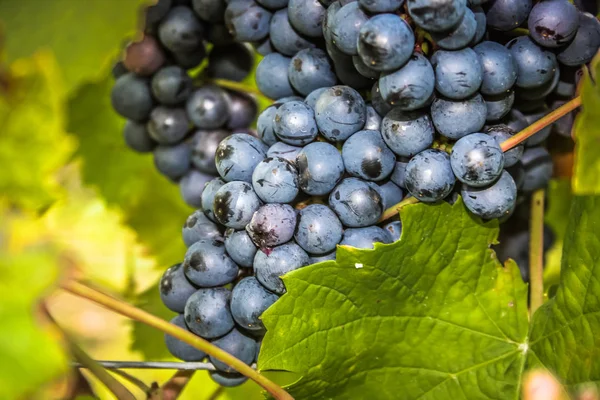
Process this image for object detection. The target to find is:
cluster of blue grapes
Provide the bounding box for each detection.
[110,0,259,208]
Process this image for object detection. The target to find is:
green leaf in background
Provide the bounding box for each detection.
[573,54,600,195]
[0,52,73,211]
[67,74,188,268]
[260,199,530,399]
[0,0,148,94]
[529,195,600,391]
[0,207,68,399]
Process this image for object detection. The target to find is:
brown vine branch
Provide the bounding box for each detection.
[160,370,195,400]
[61,280,293,400]
[378,196,420,223]
[529,189,546,315]
[500,96,582,152]
[208,78,274,104]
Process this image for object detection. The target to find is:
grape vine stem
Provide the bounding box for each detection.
[61,280,294,400]
[379,196,420,222]
[500,96,582,152]
[529,189,546,315]
[209,78,274,104]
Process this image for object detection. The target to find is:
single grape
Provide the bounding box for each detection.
[288,48,337,96]
[144,0,172,32]
[330,2,369,55]
[207,44,254,82]
[557,12,600,67]
[111,73,153,121]
[504,108,528,133]
[404,149,455,202]
[186,85,230,129]
[225,229,258,267]
[123,120,156,153]
[516,67,560,101]
[296,142,345,195]
[191,130,229,174]
[225,0,272,42]
[252,157,300,203]
[310,250,337,263]
[357,14,414,72]
[184,287,235,339]
[340,226,392,249]
[431,48,483,100]
[151,66,193,106]
[256,53,295,99]
[269,8,316,56]
[431,94,487,140]
[381,108,435,158]
[192,0,225,22]
[522,106,552,146]
[225,91,257,130]
[147,106,190,144]
[379,53,435,111]
[352,56,380,79]
[486,0,532,32]
[257,104,282,146]
[158,6,204,53]
[180,169,212,208]
[376,180,403,210]
[277,95,304,102]
[473,41,517,96]
[485,91,515,122]
[358,0,403,13]
[304,87,329,109]
[256,0,289,9]
[528,0,579,48]
[314,85,366,141]
[520,146,553,192]
[123,35,166,77]
[215,133,268,182]
[267,142,303,165]
[246,203,297,248]
[342,130,396,181]
[288,0,326,37]
[431,7,477,50]
[208,24,236,46]
[364,104,382,131]
[461,170,517,219]
[471,6,486,45]
[165,315,207,361]
[370,82,393,117]
[231,276,279,330]
[160,263,198,313]
[183,210,223,247]
[183,239,239,287]
[550,100,576,138]
[254,243,310,293]
[450,133,504,187]
[407,0,466,32]
[213,181,262,229]
[505,163,525,190]
[200,178,226,222]
[390,159,408,188]
[383,220,402,242]
[253,37,274,55]
[171,45,207,69]
[506,36,557,89]
[329,177,384,227]
[153,142,191,180]
[209,371,248,387]
[273,101,318,146]
[295,204,343,254]
[210,328,258,372]
[487,125,523,167]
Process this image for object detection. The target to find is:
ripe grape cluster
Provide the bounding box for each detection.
[110,0,599,389]
[110,0,258,209]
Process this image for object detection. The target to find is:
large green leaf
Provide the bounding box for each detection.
[573,55,600,195]
[0,0,148,94]
[0,208,68,399]
[529,195,600,391]
[260,200,531,399]
[0,52,73,210]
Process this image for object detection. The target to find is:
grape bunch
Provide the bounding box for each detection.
[110,0,258,208]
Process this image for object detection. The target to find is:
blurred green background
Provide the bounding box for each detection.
[0,0,286,398]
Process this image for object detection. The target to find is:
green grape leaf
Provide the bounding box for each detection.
[529,195,600,391]
[0,0,148,94]
[67,73,188,267]
[0,52,73,211]
[573,55,600,195]
[0,211,68,398]
[260,200,531,399]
